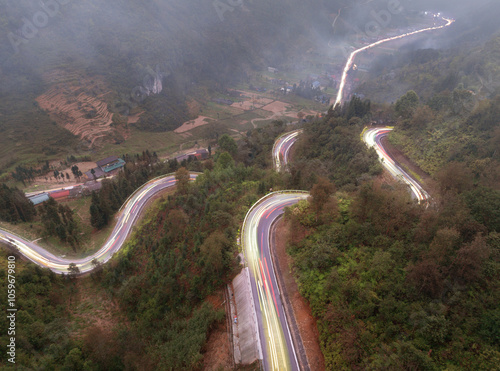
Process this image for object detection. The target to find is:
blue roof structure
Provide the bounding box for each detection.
[28,193,50,205]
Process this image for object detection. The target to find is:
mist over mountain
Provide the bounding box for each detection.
[0,0,332,95]
[0,0,335,171]
[0,0,497,172]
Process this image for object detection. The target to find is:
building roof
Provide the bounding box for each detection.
[83,181,102,192]
[102,158,125,173]
[28,193,50,205]
[85,167,106,179]
[96,156,119,167]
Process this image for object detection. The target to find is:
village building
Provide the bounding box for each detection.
[85,156,126,180]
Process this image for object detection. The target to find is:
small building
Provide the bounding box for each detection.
[312,81,321,89]
[28,193,50,206]
[268,67,278,73]
[84,167,106,180]
[175,149,210,163]
[49,189,70,200]
[96,156,126,173]
[85,156,125,180]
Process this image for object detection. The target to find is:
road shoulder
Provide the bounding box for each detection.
[270,217,325,371]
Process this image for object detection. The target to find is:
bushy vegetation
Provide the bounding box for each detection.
[285,179,500,370]
[288,101,382,190]
[0,184,36,223]
[0,253,80,368]
[281,24,500,369]
[38,198,81,250]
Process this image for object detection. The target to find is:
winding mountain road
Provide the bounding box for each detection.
[272,130,303,172]
[0,13,450,371]
[0,173,197,274]
[362,127,430,204]
[241,192,308,370]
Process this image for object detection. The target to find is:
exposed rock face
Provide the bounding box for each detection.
[141,67,165,96]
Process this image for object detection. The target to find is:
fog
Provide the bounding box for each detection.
[1,0,498,92]
[0,0,498,132]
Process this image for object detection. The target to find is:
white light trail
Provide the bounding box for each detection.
[334,17,455,107]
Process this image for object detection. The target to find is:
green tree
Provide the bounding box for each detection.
[217,152,234,169]
[200,231,232,278]
[395,90,419,119]
[218,134,237,155]
[310,176,336,215]
[175,167,190,194]
[68,263,80,277]
[62,348,85,371]
[90,191,107,229]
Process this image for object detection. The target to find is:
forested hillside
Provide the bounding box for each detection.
[282,99,500,370]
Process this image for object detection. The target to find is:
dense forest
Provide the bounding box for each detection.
[282,96,500,369]
[0,184,36,223]
[286,101,382,191]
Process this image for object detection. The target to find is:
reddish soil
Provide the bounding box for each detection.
[274,219,325,371]
[36,69,129,147]
[127,111,144,124]
[203,290,234,371]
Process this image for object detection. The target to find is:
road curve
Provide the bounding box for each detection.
[272,130,303,172]
[241,191,308,370]
[334,16,454,107]
[362,127,430,205]
[0,173,198,274]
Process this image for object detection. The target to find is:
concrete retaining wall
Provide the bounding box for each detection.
[229,268,260,365]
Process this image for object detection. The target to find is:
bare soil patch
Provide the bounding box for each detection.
[273,219,325,371]
[29,161,96,190]
[262,101,291,114]
[174,116,213,133]
[127,112,144,124]
[203,290,233,371]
